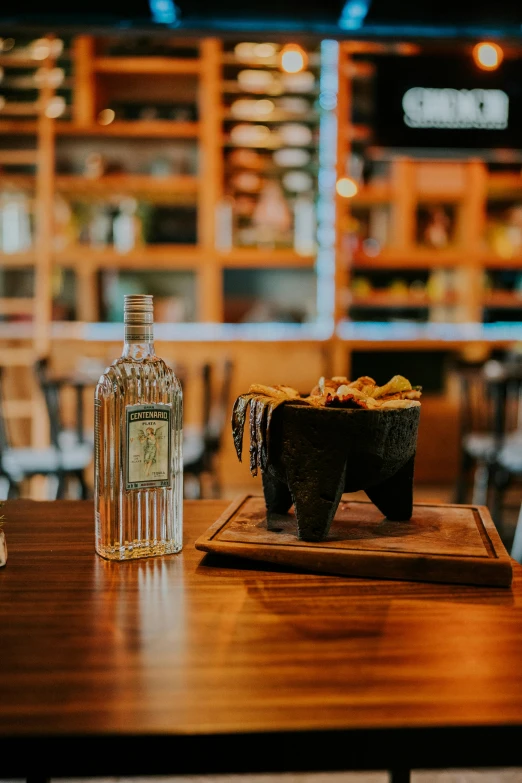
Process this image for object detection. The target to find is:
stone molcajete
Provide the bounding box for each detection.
[232,375,422,542]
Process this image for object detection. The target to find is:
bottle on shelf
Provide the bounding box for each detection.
[113,198,142,253]
[53,195,75,252]
[87,204,112,249]
[0,192,32,254]
[84,152,106,179]
[252,179,292,248]
[293,194,316,255]
[418,205,453,249]
[94,294,183,561]
[215,196,234,252]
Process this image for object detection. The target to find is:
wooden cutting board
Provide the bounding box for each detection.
[195,495,514,587]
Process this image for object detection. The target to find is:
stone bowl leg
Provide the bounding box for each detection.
[284,457,348,542]
[365,454,415,521]
[262,470,293,531]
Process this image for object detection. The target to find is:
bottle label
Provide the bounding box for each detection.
[125,403,172,491]
[125,324,153,343]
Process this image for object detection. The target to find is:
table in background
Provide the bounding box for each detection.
[1,499,522,783]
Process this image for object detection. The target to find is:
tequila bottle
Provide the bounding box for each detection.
[95,294,183,560]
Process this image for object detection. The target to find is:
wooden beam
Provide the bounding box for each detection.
[75,263,99,322]
[0,348,35,366]
[34,50,55,360]
[73,35,96,127]
[0,298,34,315]
[0,102,41,116]
[94,57,202,74]
[0,150,38,165]
[336,44,351,332]
[390,158,416,249]
[59,121,199,138]
[198,38,224,322]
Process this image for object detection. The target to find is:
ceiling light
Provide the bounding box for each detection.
[339,0,371,31]
[149,0,179,25]
[473,42,503,70]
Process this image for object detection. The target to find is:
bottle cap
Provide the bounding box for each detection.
[124,295,154,342]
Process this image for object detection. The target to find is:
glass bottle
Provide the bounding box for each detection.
[113,197,142,254]
[94,294,183,560]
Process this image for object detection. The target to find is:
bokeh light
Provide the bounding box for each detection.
[280,44,308,74]
[336,177,358,198]
[98,108,116,126]
[473,42,503,70]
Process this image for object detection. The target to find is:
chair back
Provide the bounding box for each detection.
[34,357,63,450]
[0,366,12,453]
[455,360,499,439]
[182,358,234,498]
[204,358,234,460]
[485,360,522,445]
[485,360,522,528]
[456,358,522,445]
[501,372,522,434]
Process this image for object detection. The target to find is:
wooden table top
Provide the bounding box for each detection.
[2,498,522,777]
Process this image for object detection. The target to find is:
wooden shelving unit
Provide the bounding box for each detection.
[54,174,199,196]
[12,35,515,339]
[40,35,223,323]
[56,245,204,267]
[0,35,319,332]
[217,249,315,267]
[92,57,203,75]
[56,120,200,137]
[350,248,471,268]
[0,35,61,456]
[349,292,458,307]
[335,39,522,353]
[483,291,522,307]
[0,252,35,267]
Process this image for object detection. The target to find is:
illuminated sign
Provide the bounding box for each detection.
[402,87,509,130]
[374,54,522,149]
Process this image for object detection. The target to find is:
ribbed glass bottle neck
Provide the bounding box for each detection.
[122,341,155,360]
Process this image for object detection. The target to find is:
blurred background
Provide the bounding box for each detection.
[1,1,522,553]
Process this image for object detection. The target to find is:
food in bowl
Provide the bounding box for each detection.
[232,374,422,541]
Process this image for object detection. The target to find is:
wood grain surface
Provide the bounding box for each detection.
[195,496,513,587]
[1,499,522,778]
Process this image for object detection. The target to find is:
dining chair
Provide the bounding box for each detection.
[30,358,94,498]
[487,364,522,532]
[510,501,522,564]
[0,364,93,499]
[202,357,234,497]
[0,369,24,498]
[34,356,97,446]
[183,358,234,499]
[453,358,508,506]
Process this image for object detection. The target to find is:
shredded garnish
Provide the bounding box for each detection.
[231,375,422,476]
